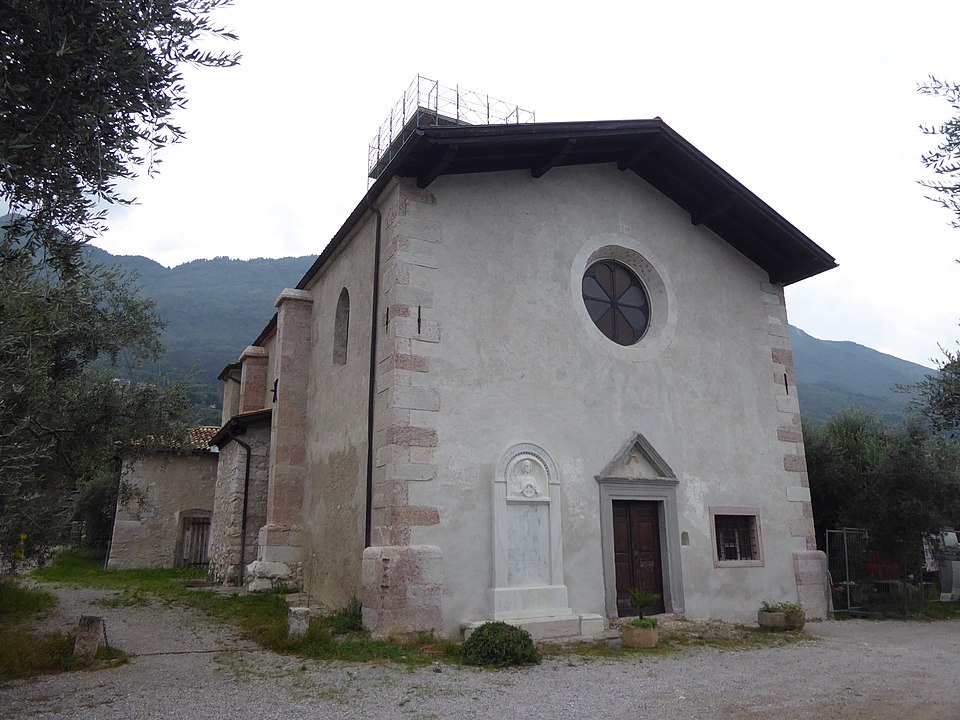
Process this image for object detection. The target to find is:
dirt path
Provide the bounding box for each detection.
[2,584,959,719]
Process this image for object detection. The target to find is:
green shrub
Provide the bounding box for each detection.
[628,617,658,629]
[629,588,661,618]
[326,597,364,634]
[462,621,540,667]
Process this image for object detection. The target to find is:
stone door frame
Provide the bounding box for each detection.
[596,433,684,619]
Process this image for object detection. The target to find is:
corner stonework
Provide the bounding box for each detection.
[362,179,444,637]
[763,281,828,619]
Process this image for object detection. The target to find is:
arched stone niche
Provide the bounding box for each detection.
[491,443,572,620]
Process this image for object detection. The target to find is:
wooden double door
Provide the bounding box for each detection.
[613,500,665,617]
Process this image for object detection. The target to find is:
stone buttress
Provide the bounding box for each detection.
[247,289,313,590]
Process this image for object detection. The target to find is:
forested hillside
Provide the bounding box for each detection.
[85,247,316,423]
[84,247,936,427]
[789,327,933,425]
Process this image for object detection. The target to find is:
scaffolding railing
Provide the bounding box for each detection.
[367,75,535,179]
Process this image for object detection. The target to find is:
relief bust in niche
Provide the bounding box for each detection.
[507,455,548,500]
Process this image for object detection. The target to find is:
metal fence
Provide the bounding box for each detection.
[825,528,933,614]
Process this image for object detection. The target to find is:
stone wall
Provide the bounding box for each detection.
[107,453,217,570]
[208,423,271,585]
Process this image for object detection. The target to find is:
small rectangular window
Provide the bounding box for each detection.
[710,507,763,567]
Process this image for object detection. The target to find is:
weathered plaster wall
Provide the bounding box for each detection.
[208,424,271,584]
[221,376,240,425]
[300,208,378,609]
[396,165,815,634]
[262,333,279,410]
[108,453,218,570]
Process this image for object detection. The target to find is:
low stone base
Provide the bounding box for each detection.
[461,613,606,642]
[362,545,443,639]
[245,523,303,591]
[491,585,570,620]
[245,559,300,592]
[793,550,830,619]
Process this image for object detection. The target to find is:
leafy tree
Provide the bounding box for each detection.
[0,0,239,275]
[0,1,238,563]
[805,410,960,555]
[0,240,192,562]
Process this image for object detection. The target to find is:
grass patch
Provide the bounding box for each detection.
[0,628,76,682]
[33,548,205,593]
[0,628,129,683]
[31,551,457,666]
[0,577,56,617]
[0,573,128,683]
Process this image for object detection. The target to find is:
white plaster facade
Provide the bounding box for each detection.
[210,118,835,638]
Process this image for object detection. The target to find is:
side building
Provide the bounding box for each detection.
[107,426,220,570]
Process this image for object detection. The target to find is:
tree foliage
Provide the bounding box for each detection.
[919,77,960,230]
[909,345,960,440]
[0,0,239,274]
[0,239,192,561]
[805,410,960,554]
[917,78,960,438]
[0,2,237,562]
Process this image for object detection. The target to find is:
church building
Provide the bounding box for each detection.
[208,78,836,640]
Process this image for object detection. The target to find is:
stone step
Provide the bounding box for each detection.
[461,613,606,642]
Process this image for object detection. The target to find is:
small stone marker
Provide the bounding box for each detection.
[74,615,104,659]
[287,607,310,639]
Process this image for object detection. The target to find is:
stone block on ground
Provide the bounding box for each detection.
[288,607,311,639]
[73,615,104,660]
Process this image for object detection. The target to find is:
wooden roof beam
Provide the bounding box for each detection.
[417,144,460,188]
[618,135,662,171]
[690,194,737,226]
[531,138,577,178]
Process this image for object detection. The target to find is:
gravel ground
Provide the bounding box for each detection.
[2,585,959,720]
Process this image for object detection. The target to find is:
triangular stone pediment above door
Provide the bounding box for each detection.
[596,433,676,481]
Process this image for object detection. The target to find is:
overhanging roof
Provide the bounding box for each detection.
[210,409,272,448]
[290,117,835,331]
[379,118,836,285]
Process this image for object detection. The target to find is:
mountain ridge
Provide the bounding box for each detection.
[72,246,945,426]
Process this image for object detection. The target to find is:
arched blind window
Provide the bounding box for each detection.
[333,288,349,365]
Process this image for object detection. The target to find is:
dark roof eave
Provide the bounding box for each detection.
[217,361,242,382]
[289,117,835,295]
[210,409,273,448]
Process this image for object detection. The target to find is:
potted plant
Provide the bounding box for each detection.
[757,600,805,631]
[621,588,661,648]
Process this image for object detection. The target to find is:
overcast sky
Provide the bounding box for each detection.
[91,1,960,368]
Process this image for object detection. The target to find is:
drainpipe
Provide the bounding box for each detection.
[364,194,383,548]
[226,426,252,587]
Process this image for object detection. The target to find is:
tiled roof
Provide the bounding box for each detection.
[188,426,220,450]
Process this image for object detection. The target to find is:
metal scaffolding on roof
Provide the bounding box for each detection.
[367,75,535,180]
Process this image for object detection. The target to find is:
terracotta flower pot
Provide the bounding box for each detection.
[621,624,659,648]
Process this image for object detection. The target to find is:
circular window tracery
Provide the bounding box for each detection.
[581,260,650,346]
